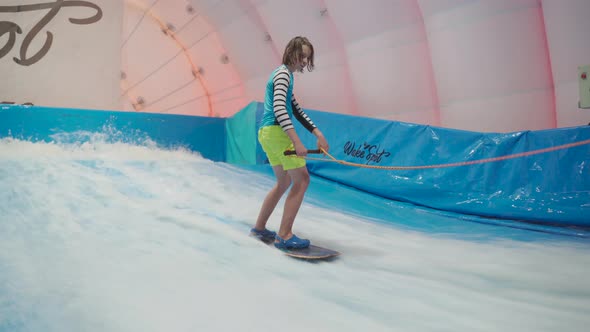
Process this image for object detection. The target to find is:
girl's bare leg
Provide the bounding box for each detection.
[277,166,310,240]
[254,165,292,230]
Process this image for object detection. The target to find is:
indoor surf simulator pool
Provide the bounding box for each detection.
[1,103,590,332]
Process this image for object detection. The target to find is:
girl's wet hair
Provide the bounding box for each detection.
[282,36,314,72]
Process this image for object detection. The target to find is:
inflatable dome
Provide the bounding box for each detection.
[2,0,590,132]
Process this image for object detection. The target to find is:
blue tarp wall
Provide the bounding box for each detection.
[228,102,590,228]
[287,108,590,228]
[2,102,589,228]
[0,104,226,162]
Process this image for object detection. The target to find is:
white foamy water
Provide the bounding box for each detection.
[1,135,589,332]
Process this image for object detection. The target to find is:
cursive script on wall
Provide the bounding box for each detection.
[343,141,391,165]
[0,1,102,66]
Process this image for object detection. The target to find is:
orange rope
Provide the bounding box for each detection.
[123,1,214,116]
[296,138,590,170]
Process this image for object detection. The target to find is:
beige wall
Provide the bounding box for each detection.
[0,0,123,111]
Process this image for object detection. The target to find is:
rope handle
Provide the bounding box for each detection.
[283,149,323,156]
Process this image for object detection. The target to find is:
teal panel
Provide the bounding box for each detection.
[225,101,258,164]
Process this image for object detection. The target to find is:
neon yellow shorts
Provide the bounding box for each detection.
[258,125,306,171]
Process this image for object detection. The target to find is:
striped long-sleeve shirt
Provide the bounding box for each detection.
[261,65,316,133]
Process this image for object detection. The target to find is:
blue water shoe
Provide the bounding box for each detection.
[274,234,310,249]
[250,228,276,242]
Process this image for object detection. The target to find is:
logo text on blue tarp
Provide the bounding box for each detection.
[343,141,391,165]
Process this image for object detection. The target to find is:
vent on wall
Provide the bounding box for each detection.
[579,65,590,109]
[192,67,205,77]
[132,96,145,111]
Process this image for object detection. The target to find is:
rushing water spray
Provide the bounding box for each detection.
[1,132,589,332]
